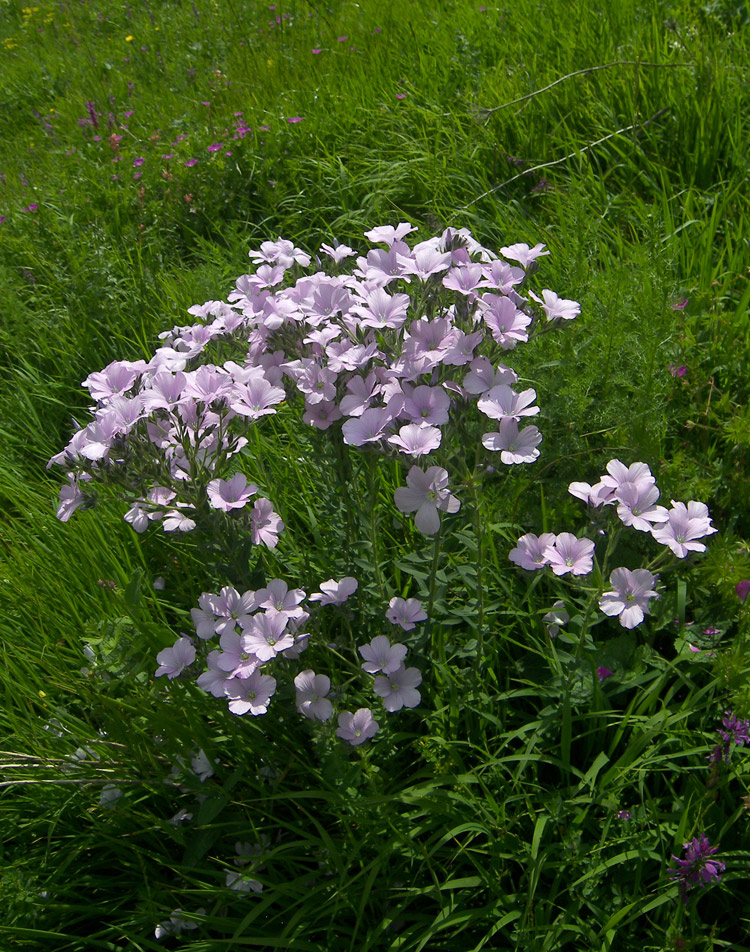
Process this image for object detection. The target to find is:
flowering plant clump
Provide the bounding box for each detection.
[510,456,718,641]
[51,223,587,738]
[667,834,725,902]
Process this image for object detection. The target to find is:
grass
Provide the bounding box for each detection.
[1,0,750,948]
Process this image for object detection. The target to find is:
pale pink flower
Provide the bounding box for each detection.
[294,670,333,721]
[359,635,407,674]
[373,664,422,711]
[309,577,358,605]
[336,708,379,745]
[500,242,550,269]
[394,465,460,535]
[530,288,580,321]
[387,423,442,457]
[615,482,668,532]
[599,567,659,629]
[478,294,532,349]
[240,609,293,662]
[651,501,717,558]
[155,636,196,679]
[207,473,258,511]
[364,223,416,245]
[225,669,277,716]
[386,597,427,631]
[482,418,542,463]
[251,498,284,547]
[509,532,556,571]
[477,384,538,421]
[544,533,595,576]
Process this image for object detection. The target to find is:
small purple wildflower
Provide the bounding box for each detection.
[395,93,406,100]
[668,834,725,902]
[23,203,39,212]
[736,580,750,603]
[718,710,750,750]
[184,158,198,167]
[617,810,632,821]
[208,142,223,152]
[133,156,145,167]
[311,47,322,54]
[286,117,303,124]
[597,666,613,682]
[668,364,687,377]
[670,298,689,310]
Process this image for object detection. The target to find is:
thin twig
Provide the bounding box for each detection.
[478,61,692,119]
[463,107,670,209]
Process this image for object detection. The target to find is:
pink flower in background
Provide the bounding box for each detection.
[251,498,284,548]
[286,117,303,124]
[735,580,750,603]
[500,242,550,269]
[184,158,198,167]
[597,666,613,682]
[155,636,196,678]
[207,473,258,511]
[670,299,689,310]
[529,288,580,321]
[668,364,687,377]
[509,532,556,571]
[207,142,223,151]
[309,577,358,605]
[386,597,427,631]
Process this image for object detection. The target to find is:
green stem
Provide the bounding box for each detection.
[366,455,385,601]
[467,476,485,674]
[428,526,444,664]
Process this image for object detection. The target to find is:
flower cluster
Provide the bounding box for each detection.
[569,459,716,557]
[667,834,725,902]
[154,576,427,745]
[51,225,577,542]
[52,224,578,747]
[509,458,717,631]
[707,710,750,768]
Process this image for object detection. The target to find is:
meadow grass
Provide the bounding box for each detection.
[1,0,750,948]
